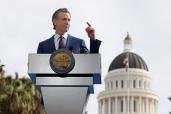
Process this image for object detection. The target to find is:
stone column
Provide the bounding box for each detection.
[115,97,117,114]
[103,99,106,114]
[130,80,133,88]
[152,99,154,114]
[153,100,156,114]
[108,82,111,90]
[123,96,126,113]
[142,80,144,89]
[130,96,134,113]
[142,98,144,114]
[146,98,149,114]
[139,96,142,113]
[127,96,129,113]
[108,98,111,114]
[111,98,115,114]
[155,100,158,114]
[113,80,116,89]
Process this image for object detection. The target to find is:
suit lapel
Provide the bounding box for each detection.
[66,34,73,50]
[49,36,56,52]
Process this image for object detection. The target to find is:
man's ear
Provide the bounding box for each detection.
[52,19,56,25]
[52,19,56,30]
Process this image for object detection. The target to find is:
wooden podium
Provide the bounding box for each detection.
[28,53,101,114]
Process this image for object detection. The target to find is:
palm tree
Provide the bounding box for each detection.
[0,64,5,78]
[0,64,45,114]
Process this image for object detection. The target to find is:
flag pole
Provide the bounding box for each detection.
[127,52,130,114]
[123,52,129,114]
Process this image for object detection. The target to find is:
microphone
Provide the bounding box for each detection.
[69,46,74,52]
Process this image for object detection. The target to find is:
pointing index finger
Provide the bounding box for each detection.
[86,22,91,27]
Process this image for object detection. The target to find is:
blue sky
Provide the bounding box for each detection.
[1,0,171,113]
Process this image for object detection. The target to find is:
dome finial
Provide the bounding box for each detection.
[125,32,132,41]
[123,32,133,52]
[127,31,129,36]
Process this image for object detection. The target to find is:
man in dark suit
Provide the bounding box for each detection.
[37,8,101,54]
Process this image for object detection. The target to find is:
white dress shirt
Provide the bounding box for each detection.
[54,33,68,50]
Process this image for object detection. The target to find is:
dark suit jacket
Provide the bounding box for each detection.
[37,34,101,54]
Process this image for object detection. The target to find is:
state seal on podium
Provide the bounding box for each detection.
[49,49,75,74]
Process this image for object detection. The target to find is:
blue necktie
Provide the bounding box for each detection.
[58,36,65,49]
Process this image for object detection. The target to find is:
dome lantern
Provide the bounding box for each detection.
[124,32,133,52]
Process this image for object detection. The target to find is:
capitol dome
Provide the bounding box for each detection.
[97,33,159,114]
[108,52,149,72]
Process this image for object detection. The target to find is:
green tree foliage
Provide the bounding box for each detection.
[0,63,45,114]
[0,64,5,78]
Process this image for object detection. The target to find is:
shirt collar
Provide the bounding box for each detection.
[54,33,68,40]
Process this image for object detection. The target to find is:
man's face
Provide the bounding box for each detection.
[53,12,71,34]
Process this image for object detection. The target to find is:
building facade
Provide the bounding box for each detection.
[97,34,159,114]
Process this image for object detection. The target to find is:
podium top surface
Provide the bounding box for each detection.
[28,54,101,74]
